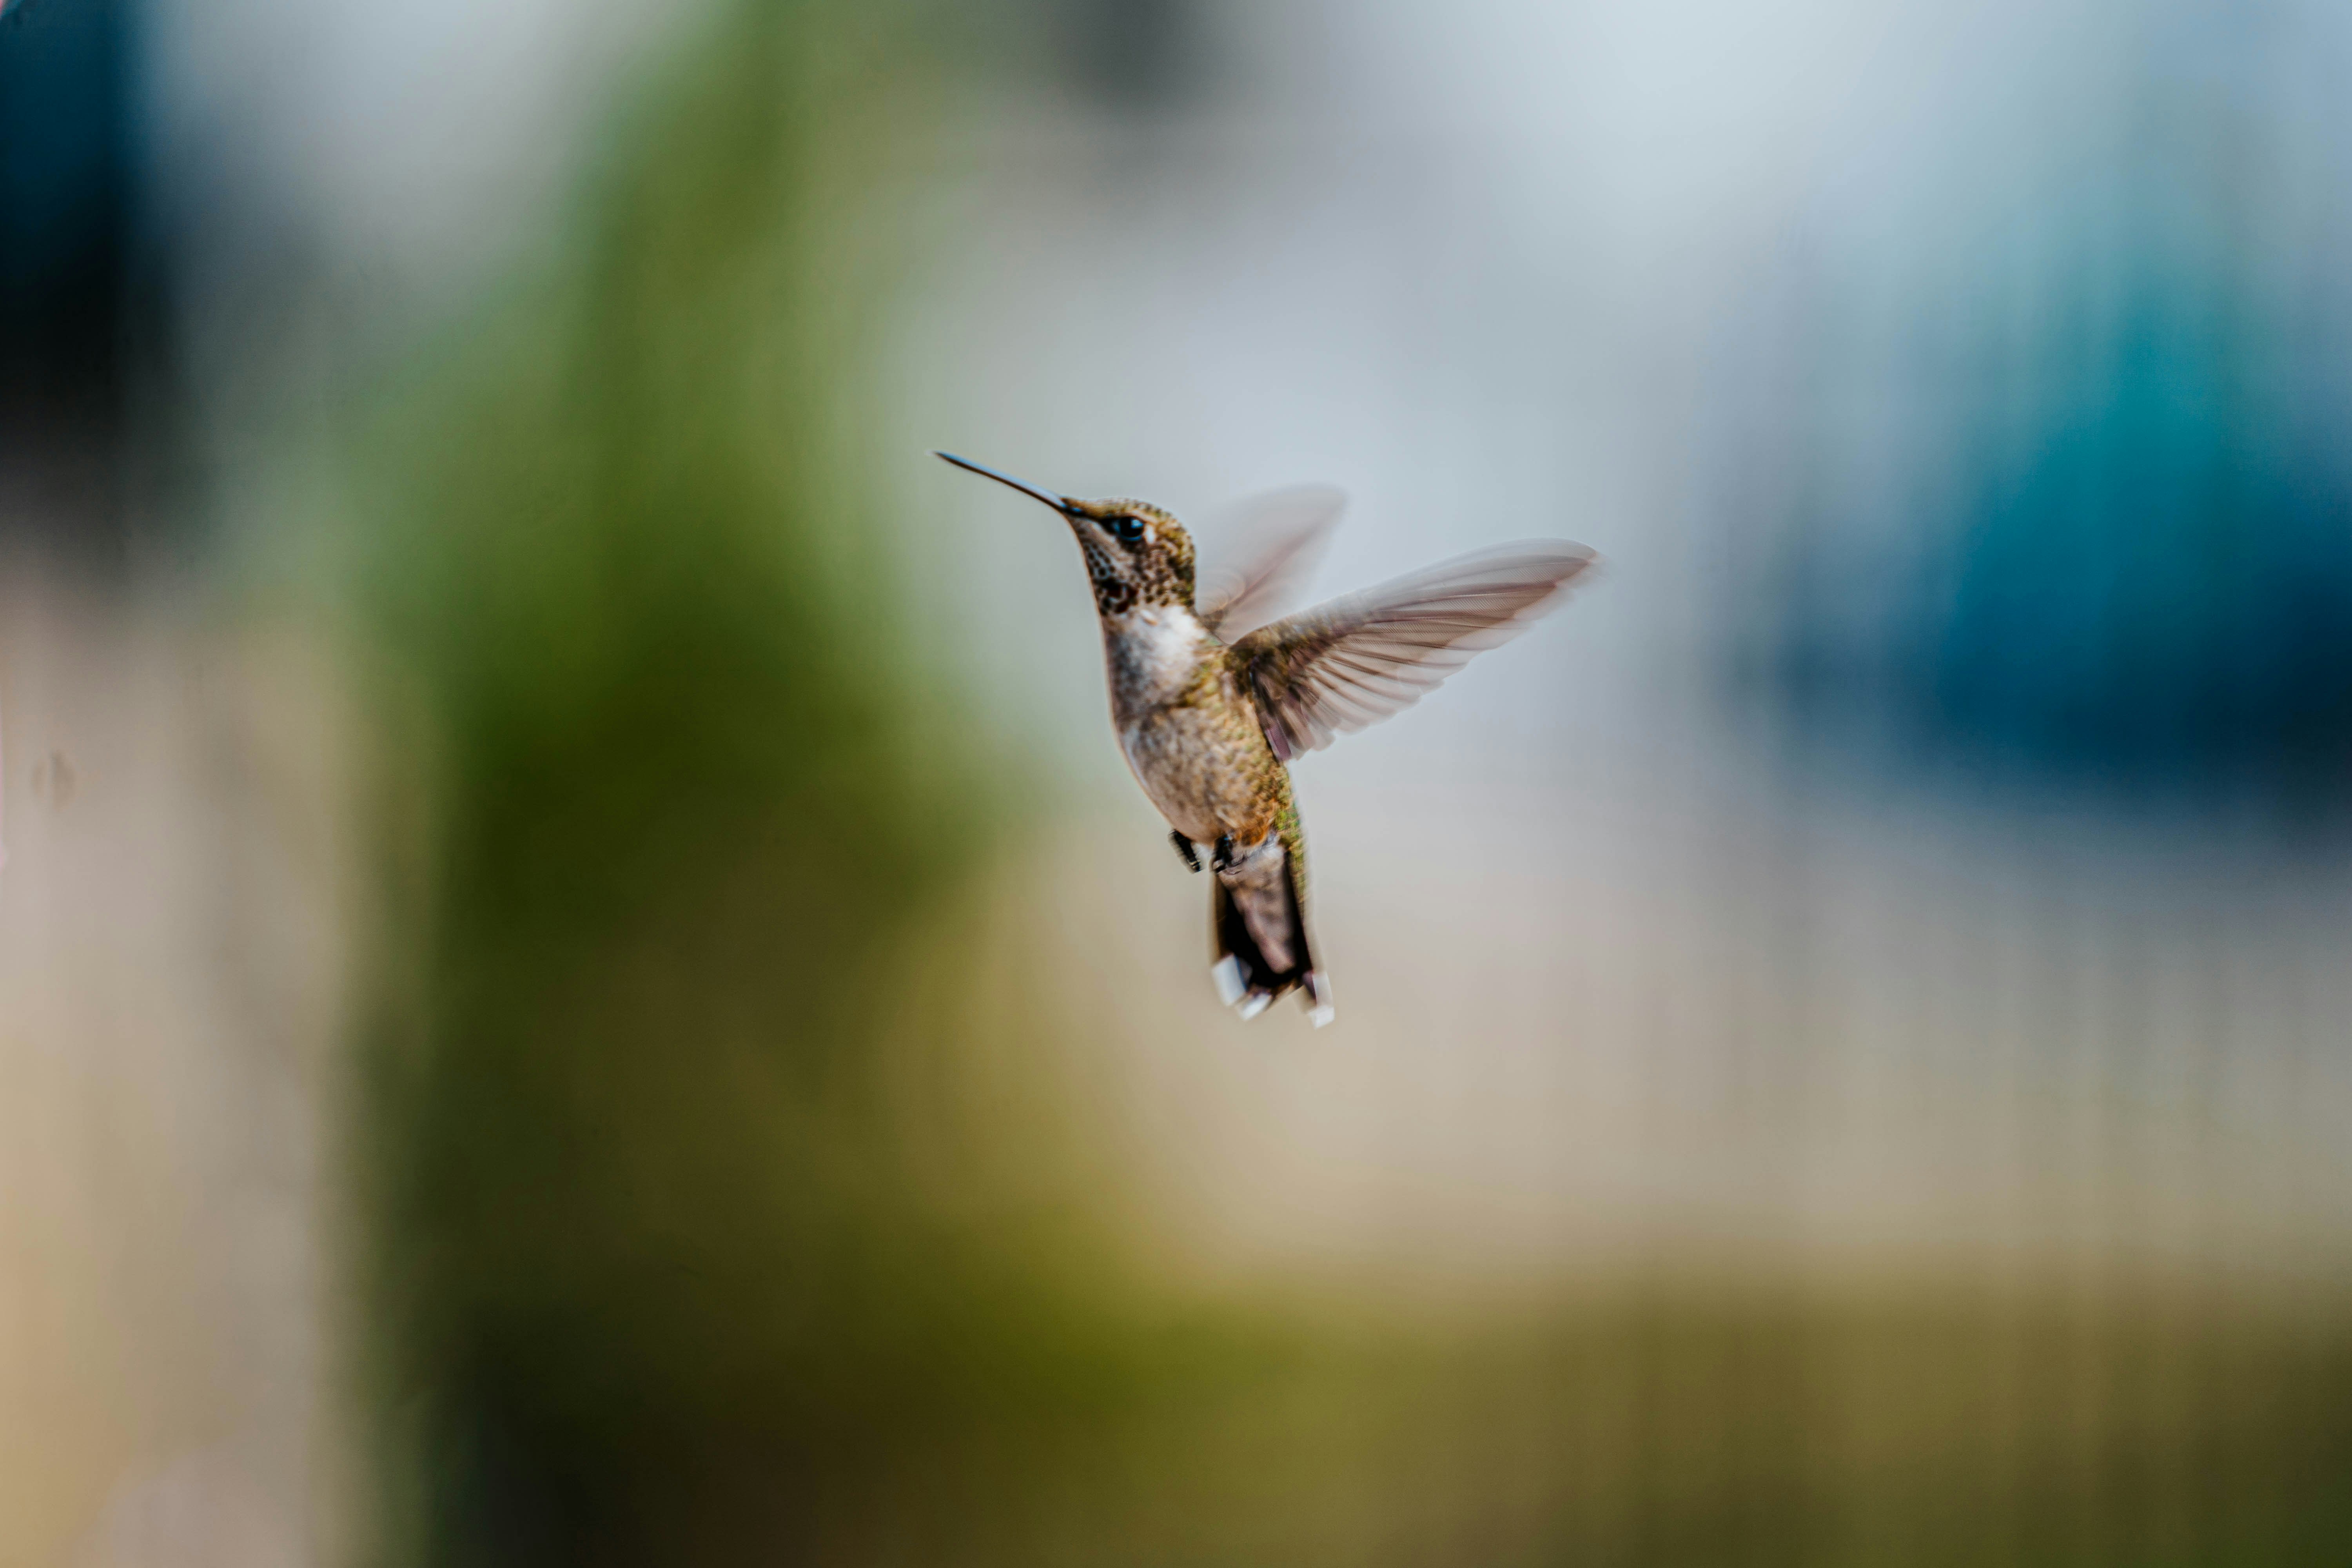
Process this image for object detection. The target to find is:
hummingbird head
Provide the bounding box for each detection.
[936,452,1196,618]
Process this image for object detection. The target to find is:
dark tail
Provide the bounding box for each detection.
[1210,843,1333,1026]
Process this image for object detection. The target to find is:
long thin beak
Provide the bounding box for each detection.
[934,450,1075,514]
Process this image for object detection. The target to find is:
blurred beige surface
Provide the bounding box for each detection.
[0,563,354,1568]
[1000,773,2352,1300]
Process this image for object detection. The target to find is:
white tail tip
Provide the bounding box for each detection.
[1303,971,1334,1027]
[1210,955,1246,1006]
[1237,991,1273,1021]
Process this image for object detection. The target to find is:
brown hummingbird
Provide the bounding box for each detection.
[937,451,1596,1027]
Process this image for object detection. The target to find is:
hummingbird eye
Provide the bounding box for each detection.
[1108,514,1146,545]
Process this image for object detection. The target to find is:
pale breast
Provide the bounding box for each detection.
[1119,707,1229,844]
[1101,608,1250,843]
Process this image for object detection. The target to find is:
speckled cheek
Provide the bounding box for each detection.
[1076,539,1135,615]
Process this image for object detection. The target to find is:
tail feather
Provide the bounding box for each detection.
[1211,873,1293,996]
[1210,842,1334,1027]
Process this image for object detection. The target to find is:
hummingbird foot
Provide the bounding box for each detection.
[1210,833,1237,873]
[1170,830,1202,873]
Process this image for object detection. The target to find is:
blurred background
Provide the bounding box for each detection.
[5,0,2352,1562]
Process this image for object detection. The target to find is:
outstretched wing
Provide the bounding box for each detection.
[1232,541,1597,761]
[1195,485,1347,639]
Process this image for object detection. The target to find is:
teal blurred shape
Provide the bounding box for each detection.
[0,0,141,557]
[1746,24,2352,808]
[1922,254,2352,789]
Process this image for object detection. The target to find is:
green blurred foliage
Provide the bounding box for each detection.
[347,1,1201,1558]
[345,2,2352,1563]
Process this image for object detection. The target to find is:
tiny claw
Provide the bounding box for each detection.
[1170,830,1202,873]
[1211,833,1236,873]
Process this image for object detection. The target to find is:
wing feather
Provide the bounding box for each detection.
[1195,485,1347,639]
[1232,541,1597,761]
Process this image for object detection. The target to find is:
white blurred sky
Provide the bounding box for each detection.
[147,0,682,320]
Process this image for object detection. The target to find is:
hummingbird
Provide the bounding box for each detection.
[936,451,1596,1027]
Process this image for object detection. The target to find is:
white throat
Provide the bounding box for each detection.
[1102,604,1210,715]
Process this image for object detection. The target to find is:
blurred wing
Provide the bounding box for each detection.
[1195,485,1347,639]
[1233,541,1597,761]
